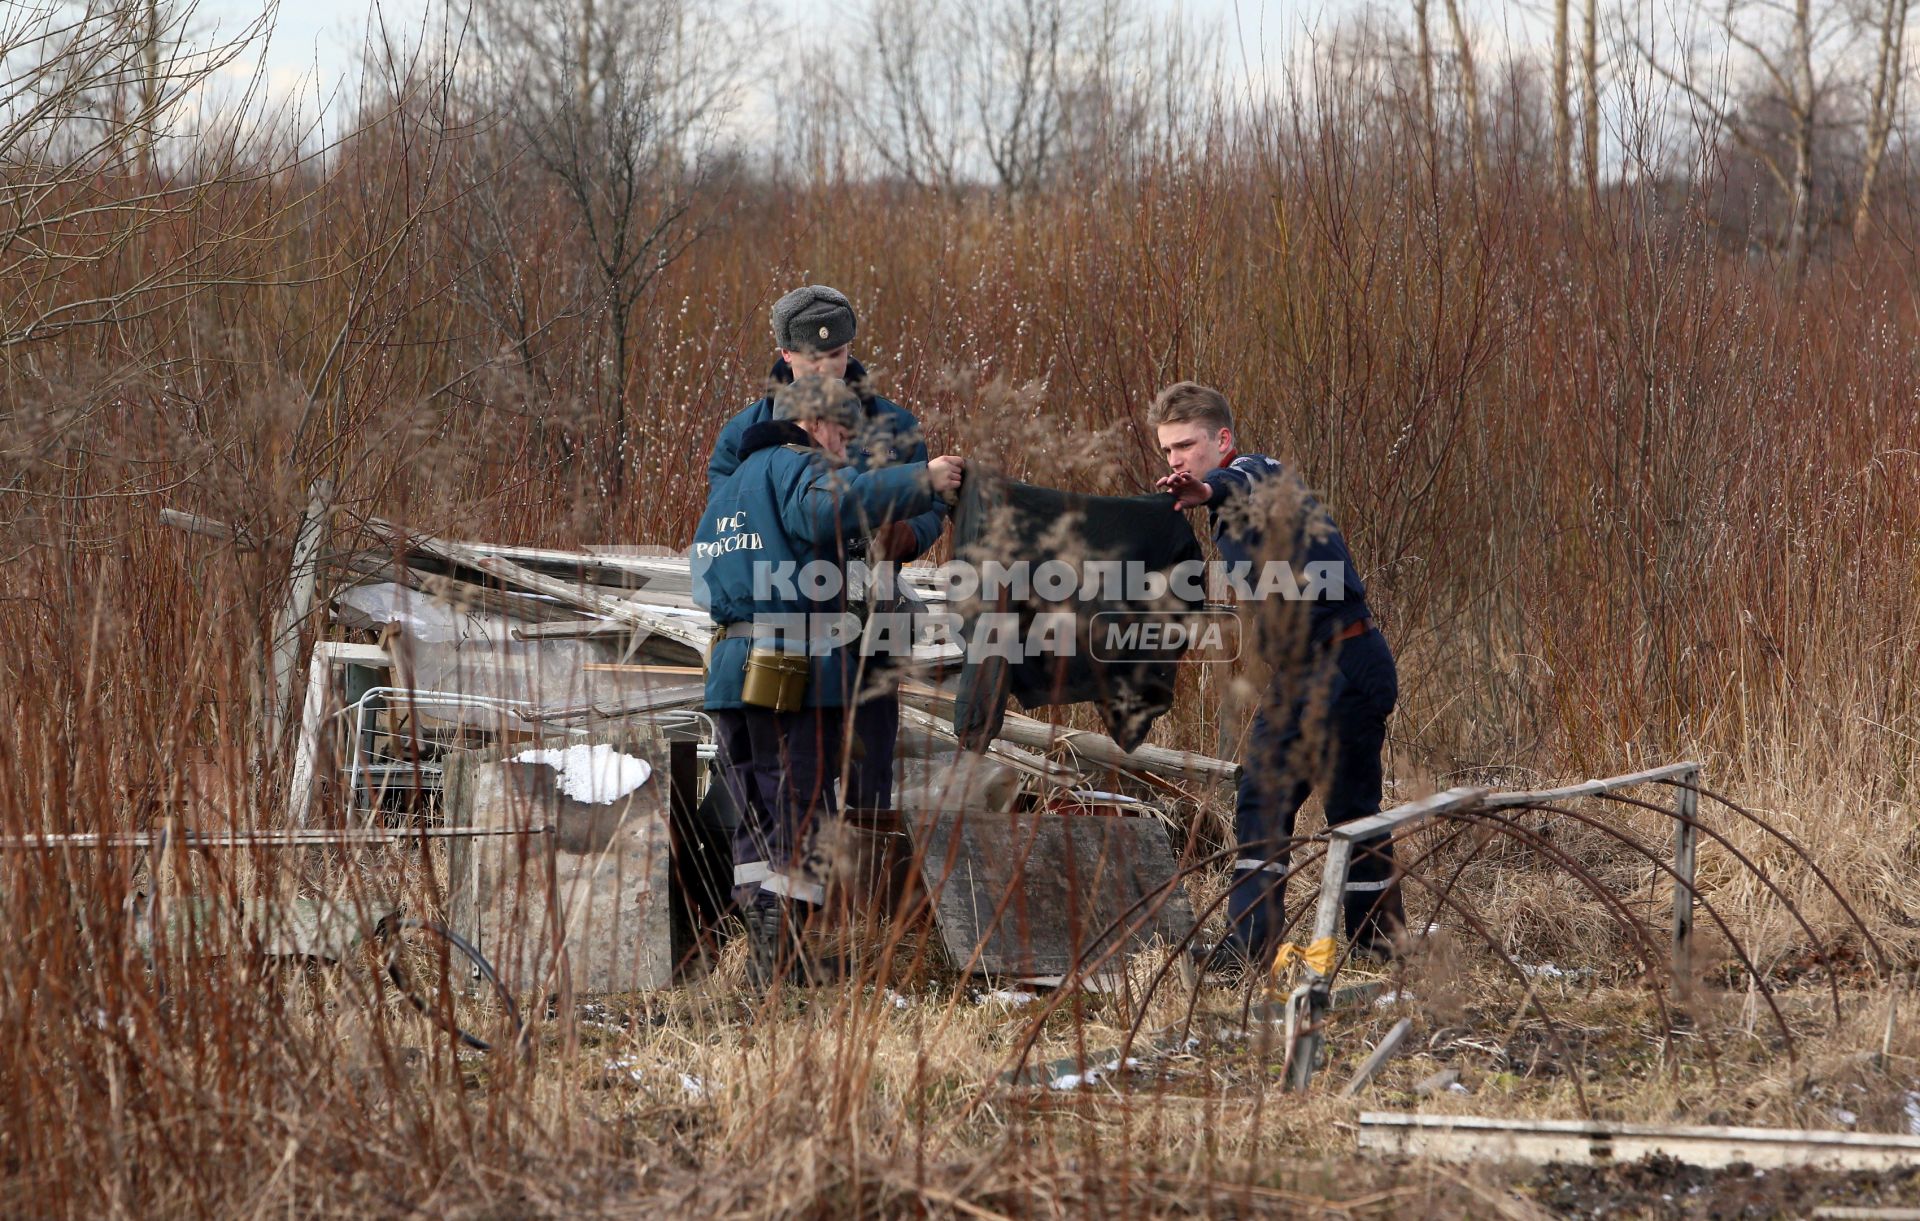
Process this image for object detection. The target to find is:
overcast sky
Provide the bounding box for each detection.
[197,0,1567,135]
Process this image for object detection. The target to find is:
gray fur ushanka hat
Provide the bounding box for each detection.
[770,284,856,352]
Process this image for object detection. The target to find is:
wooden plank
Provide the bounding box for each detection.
[286,641,391,826]
[1287,834,1353,1091]
[512,618,627,641]
[896,684,1239,785]
[267,481,333,756]
[1357,1113,1920,1171]
[159,507,257,547]
[1326,787,1489,844]
[1673,768,1700,986]
[374,522,711,656]
[896,705,1083,785]
[467,542,690,587]
[1482,762,1706,808]
[449,742,676,995]
[0,827,550,850]
[535,684,707,722]
[581,664,705,676]
[1340,1017,1414,1098]
[442,751,479,958]
[913,808,1195,978]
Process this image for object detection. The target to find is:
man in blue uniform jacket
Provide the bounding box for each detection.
[694,376,963,983]
[1151,381,1406,968]
[708,284,946,816]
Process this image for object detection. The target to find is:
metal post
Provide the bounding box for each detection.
[1671,768,1700,991]
[1287,835,1352,1091]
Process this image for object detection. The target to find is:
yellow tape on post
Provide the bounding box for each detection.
[1271,937,1337,978]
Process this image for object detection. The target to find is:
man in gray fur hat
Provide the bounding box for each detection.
[707,285,946,817]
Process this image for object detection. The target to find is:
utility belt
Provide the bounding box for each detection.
[1330,616,1374,646]
[709,623,811,712]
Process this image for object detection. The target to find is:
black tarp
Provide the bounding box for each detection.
[950,473,1203,752]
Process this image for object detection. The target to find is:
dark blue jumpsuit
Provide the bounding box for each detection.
[693,421,936,911]
[707,357,946,815]
[1205,453,1406,958]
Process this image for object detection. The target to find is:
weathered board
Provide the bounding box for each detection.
[911,808,1194,978]
[442,736,674,997]
[1357,1112,1920,1171]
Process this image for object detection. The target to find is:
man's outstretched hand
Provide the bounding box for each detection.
[928,455,965,495]
[1157,471,1213,510]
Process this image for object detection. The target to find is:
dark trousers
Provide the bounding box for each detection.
[711,706,843,910]
[844,687,900,812]
[1227,628,1404,958]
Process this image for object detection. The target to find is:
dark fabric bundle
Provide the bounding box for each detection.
[951,473,1203,752]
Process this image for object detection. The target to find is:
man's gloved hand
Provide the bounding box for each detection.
[871,520,919,563]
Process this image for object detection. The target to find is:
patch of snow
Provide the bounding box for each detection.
[579,1002,623,1031]
[1375,989,1414,1008]
[884,989,914,1010]
[512,743,653,804]
[1833,1108,1859,1126]
[977,990,1037,1007]
[1447,1081,1470,1094]
[1902,1091,1920,1135]
[1520,963,1595,982]
[1048,1056,1142,1091]
[604,1055,646,1085]
[605,1057,707,1100]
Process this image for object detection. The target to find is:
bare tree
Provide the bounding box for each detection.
[1412,0,1436,131]
[0,0,279,351]
[854,0,966,190]
[1552,0,1572,199]
[462,0,748,492]
[1582,0,1601,197]
[970,0,1065,194]
[1854,0,1911,239]
[833,0,1207,195]
[1441,0,1485,180]
[1635,0,1850,275]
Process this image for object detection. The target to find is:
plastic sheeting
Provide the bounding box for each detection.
[334,583,705,729]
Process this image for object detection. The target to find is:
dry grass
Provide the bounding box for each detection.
[4,16,1920,1216]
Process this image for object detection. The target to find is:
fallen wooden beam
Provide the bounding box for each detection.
[511,619,629,641]
[159,507,257,547]
[0,826,553,850]
[897,705,1082,785]
[897,683,1238,785]
[373,522,712,656]
[1483,761,1705,808]
[1357,1112,1920,1171]
[1340,1018,1413,1098]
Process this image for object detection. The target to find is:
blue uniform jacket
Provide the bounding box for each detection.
[1203,452,1373,646]
[693,420,937,709]
[708,357,947,561]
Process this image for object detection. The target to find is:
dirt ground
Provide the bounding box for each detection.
[1525,1156,1920,1219]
